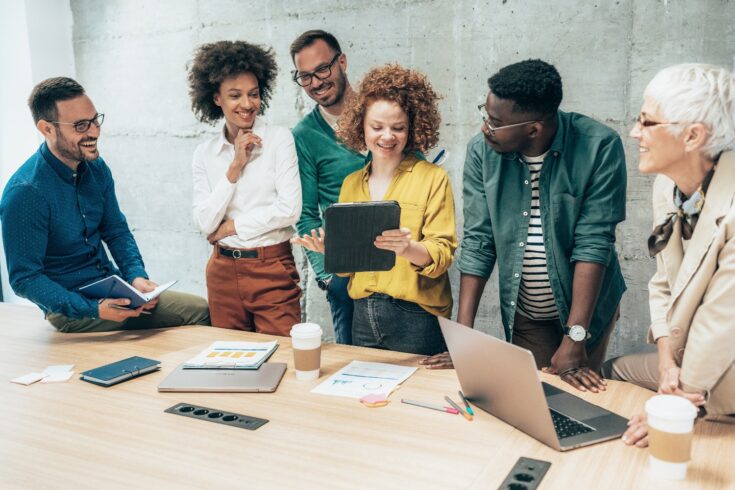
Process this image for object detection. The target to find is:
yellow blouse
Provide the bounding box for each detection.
[337,155,457,317]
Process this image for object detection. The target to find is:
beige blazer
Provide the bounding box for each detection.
[648,151,735,415]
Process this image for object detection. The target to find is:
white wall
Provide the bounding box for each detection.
[0,0,75,303]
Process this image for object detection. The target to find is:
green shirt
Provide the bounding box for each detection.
[292,106,367,281]
[458,111,627,343]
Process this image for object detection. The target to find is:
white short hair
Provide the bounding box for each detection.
[644,63,735,159]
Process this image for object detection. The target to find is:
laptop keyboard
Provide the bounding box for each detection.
[550,409,594,439]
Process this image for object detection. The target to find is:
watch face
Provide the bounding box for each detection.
[569,325,587,342]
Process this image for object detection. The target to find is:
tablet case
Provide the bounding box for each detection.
[324,201,401,273]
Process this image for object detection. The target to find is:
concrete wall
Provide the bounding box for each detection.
[68,0,735,356]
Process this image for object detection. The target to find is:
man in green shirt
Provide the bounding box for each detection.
[421,60,627,393]
[290,30,365,344]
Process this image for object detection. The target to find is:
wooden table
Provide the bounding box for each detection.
[1,303,733,489]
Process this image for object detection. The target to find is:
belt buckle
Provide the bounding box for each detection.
[232,249,242,259]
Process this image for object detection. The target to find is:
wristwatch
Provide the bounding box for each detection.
[564,324,591,342]
[316,277,332,291]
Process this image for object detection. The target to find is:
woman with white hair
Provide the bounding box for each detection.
[602,63,735,446]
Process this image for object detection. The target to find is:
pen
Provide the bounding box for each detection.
[458,390,475,416]
[401,399,459,415]
[431,148,446,164]
[445,396,473,421]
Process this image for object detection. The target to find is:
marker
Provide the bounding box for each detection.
[458,390,475,416]
[401,399,459,415]
[445,396,473,421]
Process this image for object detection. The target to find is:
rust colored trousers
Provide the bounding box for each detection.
[206,241,301,336]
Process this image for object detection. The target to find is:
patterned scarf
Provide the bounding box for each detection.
[648,166,717,258]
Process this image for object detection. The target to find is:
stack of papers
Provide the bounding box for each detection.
[311,361,417,398]
[10,365,75,385]
[183,341,278,370]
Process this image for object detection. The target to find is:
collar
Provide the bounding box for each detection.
[40,142,87,185]
[216,117,265,155]
[360,154,419,182]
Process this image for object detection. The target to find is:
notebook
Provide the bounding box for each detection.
[324,201,401,273]
[182,341,278,370]
[78,275,177,309]
[80,356,161,387]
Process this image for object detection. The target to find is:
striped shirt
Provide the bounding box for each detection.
[517,152,559,320]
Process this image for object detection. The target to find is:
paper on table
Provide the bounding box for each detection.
[11,373,48,385]
[183,341,278,369]
[43,365,74,375]
[311,360,417,398]
[41,371,75,383]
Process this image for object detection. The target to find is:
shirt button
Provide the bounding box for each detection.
[523,211,528,216]
[82,214,86,218]
[514,273,520,278]
[519,242,525,247]
[524,180,529,185]
[510,301,515,306]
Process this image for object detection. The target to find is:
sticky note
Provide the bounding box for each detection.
[11,373,48,385]
[40,371,75,383]
[43,365,74,375]
[360,394,389,408]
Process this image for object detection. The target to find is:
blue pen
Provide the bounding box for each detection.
[431,148,446,164]
[459,390,475,416]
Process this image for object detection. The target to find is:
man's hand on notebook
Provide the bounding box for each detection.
[543,338,607,393]
[419,351,454,369]
[99,298,145,321]
[132,277,160,311]
[291,227,326,254]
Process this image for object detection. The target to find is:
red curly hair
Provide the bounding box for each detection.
[337,64,441,153]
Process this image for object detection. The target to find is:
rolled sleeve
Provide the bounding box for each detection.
[457,141,496,278]
[570,136,627,266]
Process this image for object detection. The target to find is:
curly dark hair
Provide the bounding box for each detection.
[487,59,563,116]
[187,40,278,124]
[337,64,441,153]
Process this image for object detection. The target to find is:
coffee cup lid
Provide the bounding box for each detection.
[645,394,698,421]
[290,323,322,338]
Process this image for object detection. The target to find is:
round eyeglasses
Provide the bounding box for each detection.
[477,104,538,135]
[50,113,105,133]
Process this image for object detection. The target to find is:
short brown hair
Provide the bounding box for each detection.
[28,77,85,123]
[337,64,441,154]
[289,29,341,62]
[187,40,277,124]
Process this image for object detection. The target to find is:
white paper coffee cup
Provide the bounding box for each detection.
[290,323,323,381]
[645,394,698,480]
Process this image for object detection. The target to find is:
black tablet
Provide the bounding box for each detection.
[324,201,401,273]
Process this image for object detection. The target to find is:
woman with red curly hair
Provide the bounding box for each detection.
[294,64,457,355]
[188,41,302,336]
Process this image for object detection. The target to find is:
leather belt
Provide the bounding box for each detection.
[219,247,258,259]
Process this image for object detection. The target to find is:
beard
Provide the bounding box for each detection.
[54,127,98,163]
[312,69,348,108]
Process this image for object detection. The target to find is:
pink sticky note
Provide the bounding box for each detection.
[360,394,388,404]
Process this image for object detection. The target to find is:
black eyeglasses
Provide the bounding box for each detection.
[477,104,538,135]
[292,53,342,87]
[635,115,682,128]
[50,113,105,133]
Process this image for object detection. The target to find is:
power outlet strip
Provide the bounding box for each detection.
[497,457,551,490]
[165,402,268,431]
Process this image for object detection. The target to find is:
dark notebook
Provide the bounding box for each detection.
[80,356,161,387]
[324,201,401,273]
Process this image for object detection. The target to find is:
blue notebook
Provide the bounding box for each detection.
[80,356,161,387]
[78,275,177,309]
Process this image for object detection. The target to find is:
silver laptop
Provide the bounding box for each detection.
[158,362,287,393]
[439,317,628,451]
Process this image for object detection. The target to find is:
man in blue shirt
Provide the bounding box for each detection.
[0,77,210,332]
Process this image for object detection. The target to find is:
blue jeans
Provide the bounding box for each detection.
[326,274,354,345]
[352,293,446,355]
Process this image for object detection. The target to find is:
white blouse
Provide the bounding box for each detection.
[191,118,302,248]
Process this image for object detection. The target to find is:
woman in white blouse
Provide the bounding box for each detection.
[187,40,302,335]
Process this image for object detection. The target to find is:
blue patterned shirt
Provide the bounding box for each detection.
[0,143,148,318]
